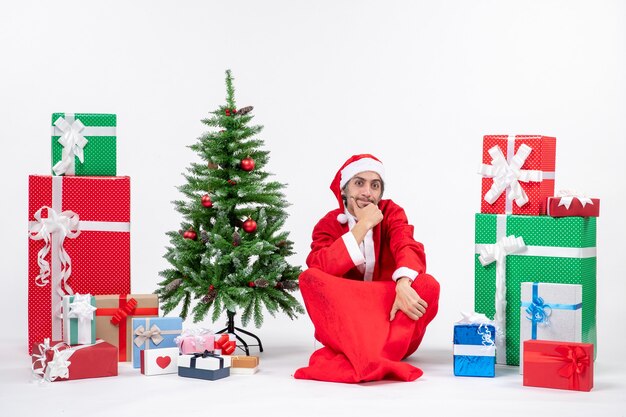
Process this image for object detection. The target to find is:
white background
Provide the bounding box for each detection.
[1,0,625,415]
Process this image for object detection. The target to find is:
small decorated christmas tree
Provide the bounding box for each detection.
[157,70,304,331]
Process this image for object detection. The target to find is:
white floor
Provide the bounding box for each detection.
[3,332,625,417]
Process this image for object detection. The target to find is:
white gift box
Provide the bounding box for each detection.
[519,282,582,373]
[178,353,232,370]
[140,347,179,376]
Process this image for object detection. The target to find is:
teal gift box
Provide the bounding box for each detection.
[51,113,117,176]
[132,317,183,368]
[62,293,97,345]
[474,213,596,366]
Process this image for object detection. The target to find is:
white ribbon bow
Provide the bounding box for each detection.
[556,189,594,209]
[52,116,89,176]
[479,144,543,208]
[456,311,492,325]
[478,235,526,267]
[67,293,96,323]
[31,338,74,383]
[134,324,164,347]
[44,348,73,381]
[477,235,526,360]
[28,206,80,296]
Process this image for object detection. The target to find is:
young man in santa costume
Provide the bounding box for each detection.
[294,154,440,383]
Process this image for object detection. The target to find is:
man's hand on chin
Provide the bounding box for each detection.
[352,197,383,230]
[390,277,428,321]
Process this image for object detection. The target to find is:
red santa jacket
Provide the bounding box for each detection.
[306,199,426,281]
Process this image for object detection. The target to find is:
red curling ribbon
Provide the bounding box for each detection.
[215,334,236,355]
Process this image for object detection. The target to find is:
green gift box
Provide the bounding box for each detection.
[474,213,596,366]
[51,113,117,176]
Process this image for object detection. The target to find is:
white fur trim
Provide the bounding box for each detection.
[340,158,385,189]
[344,210,375,280]
[342,232,365,267]
[336,213,348,224]
[362,229,375,281]
[392,267,419,282]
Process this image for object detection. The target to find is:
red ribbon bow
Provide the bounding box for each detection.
[555,345,590,388]
[110,298,138,326]
[215,334,236,355]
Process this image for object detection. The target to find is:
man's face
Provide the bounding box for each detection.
[342,171,383,216]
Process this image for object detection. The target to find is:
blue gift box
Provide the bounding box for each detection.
[178,352,231,381]
[131,317,183,368]
[453,323,496,377]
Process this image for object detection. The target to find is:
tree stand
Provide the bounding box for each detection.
[215,310,264,356]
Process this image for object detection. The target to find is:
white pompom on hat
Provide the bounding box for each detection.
[330,154,385,224]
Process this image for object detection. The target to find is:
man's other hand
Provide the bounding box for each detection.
[390,277,428,321]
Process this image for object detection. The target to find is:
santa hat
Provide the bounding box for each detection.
[330,154,385,224]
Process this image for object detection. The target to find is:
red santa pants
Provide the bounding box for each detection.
[294,267,440,383]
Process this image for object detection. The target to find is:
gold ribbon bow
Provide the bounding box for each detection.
[133,324,164,347]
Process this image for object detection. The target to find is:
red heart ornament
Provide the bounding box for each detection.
[156,356,172,369]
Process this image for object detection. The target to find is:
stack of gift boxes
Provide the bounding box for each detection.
[28,113,258,382]
[453,134,598,392]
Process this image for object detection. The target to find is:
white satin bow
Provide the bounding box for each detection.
[456,311,492,325]
[31,338,74,382]
[52,116,89,176]
[28,206,80,292]
[479,144,543,208]
[477,235,526,359]
[556,189,594,209]
[67,293,96,322]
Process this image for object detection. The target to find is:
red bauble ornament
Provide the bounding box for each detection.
[183,228,197,240]
[248,281,256,288]
[240,156,255,172]
[242,218,257,233]
[201,194,213,208]
[232,108,238,114]
[225,109,231,116]
[209,285,214,290]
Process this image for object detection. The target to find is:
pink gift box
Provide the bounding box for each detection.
[175,331,215,354]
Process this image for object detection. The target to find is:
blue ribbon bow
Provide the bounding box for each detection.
[521,282,582,340]
[525,294,552,325]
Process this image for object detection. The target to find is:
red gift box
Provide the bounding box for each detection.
[31,339,118,382]
[479,135,556,215]
[523,340,593,392]
[546,196,600,218]
[28,175,131,353]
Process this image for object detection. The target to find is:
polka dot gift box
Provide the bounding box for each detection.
[28,175,131,353]
[478,135,556,216]
[474,213,596,366]
[51,113,117,176]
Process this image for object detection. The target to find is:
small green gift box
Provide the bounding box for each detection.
[51,113,116,176]
[474,213,596,366]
